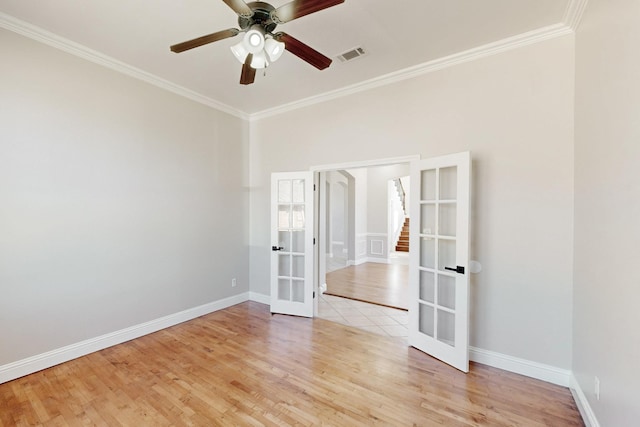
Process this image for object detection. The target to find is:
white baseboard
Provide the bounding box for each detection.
[249,292,270,305]
[469,346,571,387]
[0,292,250,385]
[570,374,600,427]
[365,257,390,264]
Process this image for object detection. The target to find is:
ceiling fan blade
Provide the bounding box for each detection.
[271,0,344,24]
[240,54,256,85]
[221,0,254,17]
[274,32,332,70]
[170,28,240,53]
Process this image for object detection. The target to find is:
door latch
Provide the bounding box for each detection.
[445,265,465,274]
[272,246,284,251]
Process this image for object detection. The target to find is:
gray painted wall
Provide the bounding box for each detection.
[0,29,250,366]
[574,0,640,424]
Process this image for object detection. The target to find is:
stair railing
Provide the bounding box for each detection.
[393,178,406,215]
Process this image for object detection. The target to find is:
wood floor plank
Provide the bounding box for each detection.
[326,262,409,310]
[0,302,583,426]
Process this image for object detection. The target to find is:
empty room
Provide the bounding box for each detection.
[1,1,638,426]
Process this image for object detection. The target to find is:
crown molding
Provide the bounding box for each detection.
[564,0,590,31]
[2,7,582,124]
[250,23,573,121]
[0,12,249,121]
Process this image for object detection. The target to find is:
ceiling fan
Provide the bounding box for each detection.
[170,0,345,85]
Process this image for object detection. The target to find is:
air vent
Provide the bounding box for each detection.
[337,47,367,62]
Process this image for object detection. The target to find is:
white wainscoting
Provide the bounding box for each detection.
[355,233,367,264]
[366,233,388,260]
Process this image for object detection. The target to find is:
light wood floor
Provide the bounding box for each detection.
[0,302,583,426]
[326,262,409,310]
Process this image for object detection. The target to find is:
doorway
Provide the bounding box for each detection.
[273,153,472,372]
[314,158,417,314]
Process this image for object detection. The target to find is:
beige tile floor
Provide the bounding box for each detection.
[318,293,408,343]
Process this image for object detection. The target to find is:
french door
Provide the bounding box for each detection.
[408,152,471,372]
[270,172,315,317]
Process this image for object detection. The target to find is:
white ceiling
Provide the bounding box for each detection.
[0,0,573,116]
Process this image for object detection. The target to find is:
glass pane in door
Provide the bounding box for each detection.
[421,170,437,200]
[291,255,304,278]
[420,204,436,235]
[292,179,305,203]
[437,309,455,347]
[292,280,304,302]
[278,278,291,301]
[278,254,291,277]
[278,180,292,203]
[437,275,456,310]
[278,231,291,251]
[437,240,456,271]
[438,203,457,236]
[292,205,305,229]
[419,270,435,303]
[278,205,291,229]
[291,231,305,253]
[420,238,435,269]
[439,166,457,200]
[419,304,435,337]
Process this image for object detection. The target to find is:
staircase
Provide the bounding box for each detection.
[395,218,410,252]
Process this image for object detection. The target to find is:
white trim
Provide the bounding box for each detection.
[311,155,420,172]
[1,10,580,122]
[366,232,387,238]
[319,283,327,294]
[570,374,601,427]
[469,346,571,387]
[369,239,385,256]
[0,12,248,121]
[0,292,250,385]
[249,292,270,305]
[564,0,590,31]
[1,10,580,124]
[250,24,572,121]
[357,237,367,258]
[365,257,389,265]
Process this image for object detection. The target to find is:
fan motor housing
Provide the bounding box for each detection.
[239,2,278,33]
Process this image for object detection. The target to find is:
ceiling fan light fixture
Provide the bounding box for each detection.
[230,41,249,64]
[250,50,269,69]
[243,28,265,54]
[264,38,285,62]
[171,0,345,85]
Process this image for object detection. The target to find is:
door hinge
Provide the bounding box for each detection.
[313,291,316,298]
[313,237,316,245]
[313,184,316,191]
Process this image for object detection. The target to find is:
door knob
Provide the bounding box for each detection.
[272,246,284,251]
[445,265,465,274]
